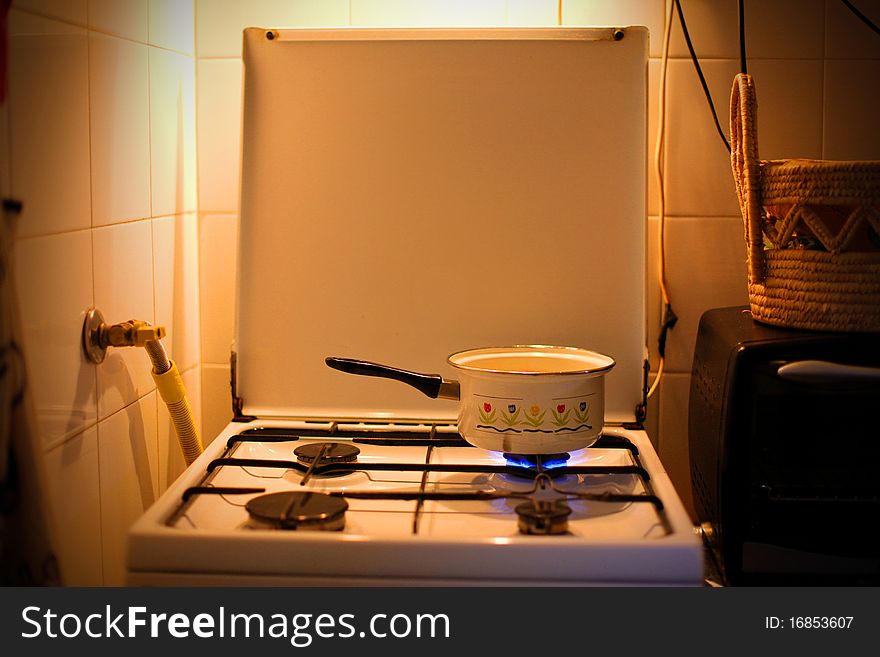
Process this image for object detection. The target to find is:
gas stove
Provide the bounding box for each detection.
[127,420,702,585]
[128,27,701,586]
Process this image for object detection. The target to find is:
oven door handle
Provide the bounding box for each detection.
[776,360,880,387]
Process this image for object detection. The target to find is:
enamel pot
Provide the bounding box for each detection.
[325,345,615,454]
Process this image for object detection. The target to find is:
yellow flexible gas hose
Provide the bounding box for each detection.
[146,340,203,466]
[81,315,204,467]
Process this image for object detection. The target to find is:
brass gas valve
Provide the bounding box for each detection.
[82,307,166,364]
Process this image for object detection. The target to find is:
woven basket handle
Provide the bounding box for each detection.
[730,73,764,284]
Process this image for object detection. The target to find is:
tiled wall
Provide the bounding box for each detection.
[4,0,199,585]
[195,0,880,519]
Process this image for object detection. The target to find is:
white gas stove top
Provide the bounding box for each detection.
[127,420,702,586]
[127,27,701,586]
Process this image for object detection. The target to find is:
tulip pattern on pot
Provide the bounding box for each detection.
[501,404,521,428]
[478,402,497,424]
[522,404,546,429]
[551,403,571,428]
[575,400,591,425]
[475,398,593,434]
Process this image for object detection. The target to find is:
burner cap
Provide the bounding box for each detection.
[515,500,572,535]
[294,442,360,464]
[246,491,348,531]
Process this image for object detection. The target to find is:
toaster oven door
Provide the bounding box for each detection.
[732,349,880,584]
[689,307,880,585]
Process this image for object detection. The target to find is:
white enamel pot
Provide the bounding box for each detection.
[325,345,615,454]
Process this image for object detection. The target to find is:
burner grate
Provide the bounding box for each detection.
[173,425,672,537]
[204,456,650,481]
[228,426,639,450]
[228,424,470,448]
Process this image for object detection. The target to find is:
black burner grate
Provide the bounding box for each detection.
[174,425,670,536]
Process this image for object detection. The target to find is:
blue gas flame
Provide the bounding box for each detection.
[504,454,569,470]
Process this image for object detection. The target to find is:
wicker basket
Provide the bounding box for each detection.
[730,73,880,332]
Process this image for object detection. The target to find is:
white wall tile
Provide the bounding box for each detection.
[98,392,158,586]
[153,214,200,371]
[826,0,880,59]
[158,364,201,491]
[8,12,91,237]
[197,0,349,58]
[664,57,822,215]
[662,216,749,373]
[507,0,557,26]
[646,217,748,378]
[43,427,103,585]
[89,34,152,226]
[149,47,197,217]
[93,220,156,420]
[646,216,661,371]
[824,60,880,160]
[201,364,230,444]
[197,58,242,213]
[195,0,248,58]
[184,365,202,423]
[149,0,195,54]
[12,0,87,24]
[744,0,824,60]
[657,371,695,520]
[643,372,660,448]
[351,0,505,27]
[665,0,738,59]
[88,0,148,42]
[13,231,97,449]
[648,58,659,217]
[199,213,237,364]
[663,58,739,217]
[563,0,665,57]
[667,0,824,60]
[745,59,824,160]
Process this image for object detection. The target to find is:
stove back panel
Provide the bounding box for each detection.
[235,27,648,422]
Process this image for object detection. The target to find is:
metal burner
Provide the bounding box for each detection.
[245,491,348,531]
[515,500,572,535]
[294,442,360,464]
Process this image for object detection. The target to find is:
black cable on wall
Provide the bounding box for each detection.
[841,0,880,36]
[674,0,731,153]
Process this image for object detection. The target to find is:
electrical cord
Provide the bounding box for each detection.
[647,0,677,400]
[674,0,731,154]
[841,0,880,36]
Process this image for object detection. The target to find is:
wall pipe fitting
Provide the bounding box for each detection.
[83,308,203,466]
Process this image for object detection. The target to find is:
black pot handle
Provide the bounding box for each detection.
[325,357,460,400]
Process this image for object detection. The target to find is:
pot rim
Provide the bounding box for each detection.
[446,344,616,376]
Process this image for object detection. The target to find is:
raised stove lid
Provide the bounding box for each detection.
[235,27,648,423]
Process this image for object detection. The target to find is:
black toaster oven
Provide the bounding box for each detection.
[689,306,880,585]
